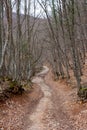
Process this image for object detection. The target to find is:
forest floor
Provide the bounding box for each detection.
[1,65,87,130]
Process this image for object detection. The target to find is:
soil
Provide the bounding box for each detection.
[0,65,87,130]
[0,85,43,130]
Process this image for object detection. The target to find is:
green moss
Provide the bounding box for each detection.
[9,80,18,88]
[78,86,87,100]
[80,87,87,92]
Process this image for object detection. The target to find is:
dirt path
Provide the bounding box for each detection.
[26,66,52,130]
[26,65,87,130]
[1,65,87,129]
[26,66,74,130]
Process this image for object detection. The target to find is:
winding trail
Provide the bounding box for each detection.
[0,66,87,129]
[26,65,83,130]
[27,66,52,130]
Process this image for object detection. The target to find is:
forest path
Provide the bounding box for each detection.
[26,66,52,130]
[26,65,87,130]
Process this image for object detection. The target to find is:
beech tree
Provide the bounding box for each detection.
[38,0,87,97]
[0,0,43,82]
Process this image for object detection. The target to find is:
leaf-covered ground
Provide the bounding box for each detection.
[0,84,43,130]
[1,65,87,130]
